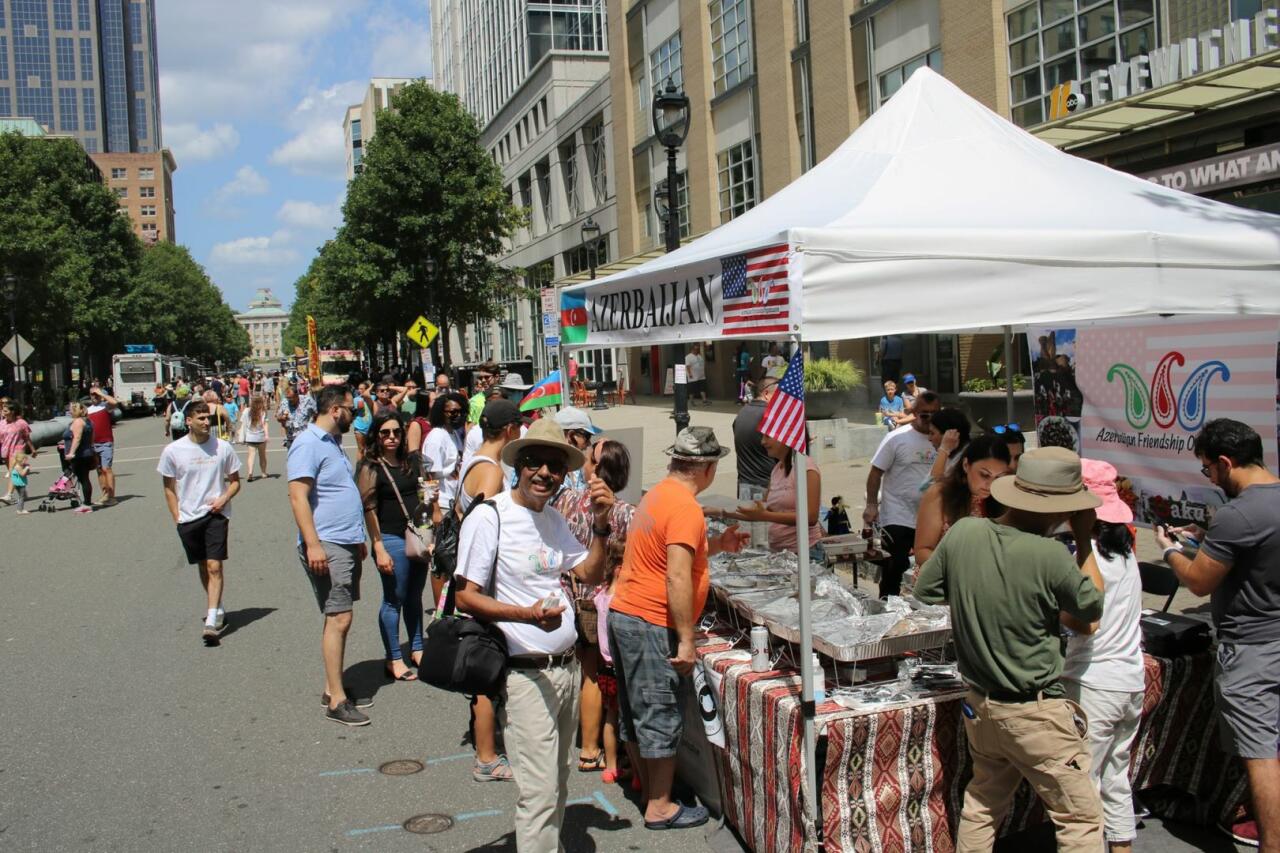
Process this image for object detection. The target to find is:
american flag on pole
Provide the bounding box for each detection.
[758,350,807,453]
[720,244,791,336]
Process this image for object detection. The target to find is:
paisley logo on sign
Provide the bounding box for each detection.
[1106,351,1230,432]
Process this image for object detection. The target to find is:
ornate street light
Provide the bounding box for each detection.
[580,216,601,280]
[651,78,690,254]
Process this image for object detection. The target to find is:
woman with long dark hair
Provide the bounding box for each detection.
[922,407,971,489]
[356,411,429,682]
[421,391,469,521]
[733,431,824,557]
[913,435,1011,565]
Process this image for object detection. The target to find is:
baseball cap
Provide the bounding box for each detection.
[554,406,602,436]
[480,399,521,430]
[902,373,917,384]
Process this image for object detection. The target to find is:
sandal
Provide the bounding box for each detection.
[578,751,605,772]
[473,755,514,782]
[385,663,417,682]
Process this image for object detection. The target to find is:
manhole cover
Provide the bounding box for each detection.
[378,759,425,776]
[403,813,453,835]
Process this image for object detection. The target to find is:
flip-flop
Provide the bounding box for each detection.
[386,665,417,682]
[578,752,605,772]
[644,803,710,831]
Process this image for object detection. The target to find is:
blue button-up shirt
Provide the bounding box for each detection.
[287,424,365,545]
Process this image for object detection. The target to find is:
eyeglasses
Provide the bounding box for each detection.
[915,411,935,420]
[518,453,568,475]
[991,423,1021,434]
[378,428,403,438]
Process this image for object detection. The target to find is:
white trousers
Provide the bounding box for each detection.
[499,660,581,853]
[1064,680,1145,843]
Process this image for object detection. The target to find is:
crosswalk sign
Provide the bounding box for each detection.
[406,316,439,348]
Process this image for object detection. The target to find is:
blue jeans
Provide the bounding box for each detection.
[377,533,426,662]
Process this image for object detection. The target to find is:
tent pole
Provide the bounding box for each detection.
[1003,325,1015,426]
[792,333,820,848]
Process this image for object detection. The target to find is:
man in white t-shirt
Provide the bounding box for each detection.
[863,391,940,597]
[684,343,708,406]
[157,400,242,645]
[760,342,788,380]
[455,418,611,853]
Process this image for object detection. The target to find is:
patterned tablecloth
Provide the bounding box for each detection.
[696,630,1248,853]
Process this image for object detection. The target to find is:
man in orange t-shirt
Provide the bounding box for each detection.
[609,426,749,831]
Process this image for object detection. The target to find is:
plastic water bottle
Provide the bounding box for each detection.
[811,653,826,703]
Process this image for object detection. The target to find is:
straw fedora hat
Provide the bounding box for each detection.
[500,417,586,472]
[989,447,1101,514]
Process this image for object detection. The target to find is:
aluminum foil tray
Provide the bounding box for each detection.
[813,628,952,663]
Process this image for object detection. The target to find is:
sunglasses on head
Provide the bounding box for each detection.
[378,427,403,438]
[518,452,568,475]
[991,423,1021,434]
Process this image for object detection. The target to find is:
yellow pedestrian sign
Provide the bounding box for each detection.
[406,316,439,348]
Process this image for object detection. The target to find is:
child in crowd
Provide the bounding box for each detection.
[9,450,30,514]
[595,538,627,785]
[879,379,906,429]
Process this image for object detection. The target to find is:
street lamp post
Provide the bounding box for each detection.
[2,273,19,405]
[652,78,691,434]
[578,217,608,409]
[423,257,438,373]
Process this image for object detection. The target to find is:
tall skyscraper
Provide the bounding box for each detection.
[0,0,162,154]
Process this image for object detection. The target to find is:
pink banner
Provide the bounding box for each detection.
[1030,318,1280,527]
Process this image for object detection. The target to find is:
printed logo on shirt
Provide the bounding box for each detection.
[526,545,567,577]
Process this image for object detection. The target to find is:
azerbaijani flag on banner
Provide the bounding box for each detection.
[561,291,588,344]
[520,371,563,411]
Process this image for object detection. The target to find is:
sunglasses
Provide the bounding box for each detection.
[991,423,1021,434]
[376,388,391,394]
[915,411,935,420]
[378,428,403,438]
[518,453,568,475]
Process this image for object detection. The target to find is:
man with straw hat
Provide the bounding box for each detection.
[915,447,1106,853]
[454,417,613,853]
[609,426,749,831]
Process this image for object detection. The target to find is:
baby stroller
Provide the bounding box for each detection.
[37,446,82,512]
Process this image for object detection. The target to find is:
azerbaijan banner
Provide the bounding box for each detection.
[1029,317,1280,528]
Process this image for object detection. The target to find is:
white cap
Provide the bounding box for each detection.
[554,406,602,435]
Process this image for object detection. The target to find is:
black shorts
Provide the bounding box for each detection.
[176,512,229,564]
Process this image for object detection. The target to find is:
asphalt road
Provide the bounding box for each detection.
[0,414,1247,852]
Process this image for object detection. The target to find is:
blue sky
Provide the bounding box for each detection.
[155,0,432,313]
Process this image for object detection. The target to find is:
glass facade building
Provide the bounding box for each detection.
[0,0,163,153]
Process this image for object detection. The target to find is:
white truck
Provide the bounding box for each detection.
[111,351,178,415]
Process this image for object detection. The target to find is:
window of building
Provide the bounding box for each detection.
[140,204,156,217]
[526,1,607,67]
[878,48,941,105]
[709,0,752,96]
[135,96,147,140]
[717,140,757,222]
[54,0,73,30]
[587,118,608,203]
[668,171,691,238]
[1006,0,1156,128]
[650,32,683,96]
[499,296,519,361]
[564,237,609,276]
[138,167,153,180]
[77,0,91,30]
[0,38,7,81]
[114,186,127,198]
[82,88,96,130]
[518,172,533,216]
[129,1,144,44]
[111,167,127,180]
[577,348,614,383]
[561,141,581,218]
[139,185,154,198]
[0,89,10,116]
[535,159,553,230]
[350,118,361,144]
[80,38,93,80]
[56,38,76,81]
[793,55,816,172]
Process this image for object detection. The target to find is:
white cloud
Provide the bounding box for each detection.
[269,81,366,176]
[209,234,300,267]
[205,166,271,218]
[165,122,240,162]
[366,11,433,79]
[277,197,342,232]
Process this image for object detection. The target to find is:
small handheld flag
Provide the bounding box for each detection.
[758,350,807,453]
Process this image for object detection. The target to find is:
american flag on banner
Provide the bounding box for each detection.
[759,350,807,453]
[720,244,791,336]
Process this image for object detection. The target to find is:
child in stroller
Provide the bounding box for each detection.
[37,445,83,511]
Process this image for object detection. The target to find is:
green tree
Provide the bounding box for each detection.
[340,81,525,364]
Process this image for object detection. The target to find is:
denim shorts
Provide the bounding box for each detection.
[608,611,690,759]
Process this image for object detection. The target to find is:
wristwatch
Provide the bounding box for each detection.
[1162,544,1183,563]
[592,522,612,538]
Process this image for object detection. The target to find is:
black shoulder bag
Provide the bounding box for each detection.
[420,500,508,698]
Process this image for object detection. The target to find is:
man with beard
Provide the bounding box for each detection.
[1156,419,1280,850]
[287,384,371,727]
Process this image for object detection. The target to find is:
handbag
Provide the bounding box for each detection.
[566,573,598,646]
[420,501,508,697]
[376,459,432,563]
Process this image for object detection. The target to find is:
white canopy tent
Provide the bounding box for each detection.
[561,67,1280,845]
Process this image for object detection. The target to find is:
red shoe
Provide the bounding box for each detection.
[602,768,619,784]
[1219,816,1259,848]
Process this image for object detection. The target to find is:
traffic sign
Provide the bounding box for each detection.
[406,316,439,348]
[544,335,560,348]
[2,334,32,365]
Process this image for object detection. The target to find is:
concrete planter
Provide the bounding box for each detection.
[806,386,869,420]
[957,390,1034,430]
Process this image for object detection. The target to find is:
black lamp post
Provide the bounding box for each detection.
[423,257,438,369]
[580,216,600,280]
[652,78,691,434]
[2,273,19,404]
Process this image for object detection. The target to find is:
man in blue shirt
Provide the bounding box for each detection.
[287,384,370,727]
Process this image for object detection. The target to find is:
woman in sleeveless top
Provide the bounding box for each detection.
[913,435,1012,566]
[241,393,270,481]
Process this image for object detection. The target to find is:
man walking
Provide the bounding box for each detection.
[609,427,748,831]
[454,418,611,852]
[1156,419,1280,851]
[732,375,777,546]
[915,447,1105,852]
[85,385,119,506]
[684,343,708,406]
[157,400,242,645]
[277,381,317,448]
[287,384,370,727]
[863,391,941,596]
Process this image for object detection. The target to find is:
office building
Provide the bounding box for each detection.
[343,77,420,181]
[0,0,163,154]
[235,289,290,365]
[430,0,617,380]
[91,148,175,242]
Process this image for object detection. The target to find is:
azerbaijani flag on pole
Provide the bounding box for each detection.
[520,371,563,411]
[561,290,588,345]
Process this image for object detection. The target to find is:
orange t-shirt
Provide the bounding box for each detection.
[610,477,710,629]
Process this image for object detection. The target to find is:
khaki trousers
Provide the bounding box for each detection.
[499,660,581,853]
[957,690,1104,853]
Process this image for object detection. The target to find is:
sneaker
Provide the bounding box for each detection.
[202,615,226,645]
[321,689,373,709]
[74,506,93,514]
[325,700,370,727]
[1219,817,1260,847]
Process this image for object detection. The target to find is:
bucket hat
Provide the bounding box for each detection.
[554,406,602,436]
[501,417,586,472]
[664,426,731,462]
[989,447,1101,514]
[1080,458,1133,524]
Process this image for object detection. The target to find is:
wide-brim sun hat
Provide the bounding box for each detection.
[501,417,586,472]
[500,374,533,392]
[989,447,1102,514]
[664,425,731,462]
[1080,457,1134,524]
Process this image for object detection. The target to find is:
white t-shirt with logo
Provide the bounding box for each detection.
[456,491,588,656]
[761,354,786,378]
[1062,545,1145,691]
[156,435,241,523]
[685,351,706,382]
[870,424,936,528]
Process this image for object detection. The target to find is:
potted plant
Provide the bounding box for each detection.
[804,357,866,419]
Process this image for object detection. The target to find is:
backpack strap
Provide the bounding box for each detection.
[441,499,500,616]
